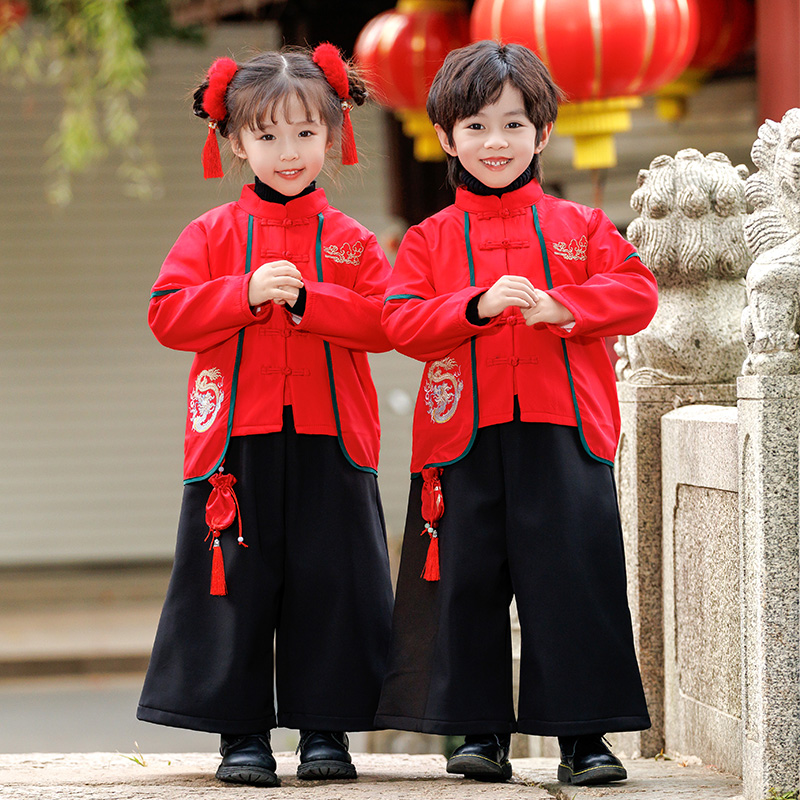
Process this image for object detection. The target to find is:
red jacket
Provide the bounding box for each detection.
[150,185,391,481]
[382,180,658,474]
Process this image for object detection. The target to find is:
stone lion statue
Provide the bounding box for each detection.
[741,108,800,375]
[617,148,751,384]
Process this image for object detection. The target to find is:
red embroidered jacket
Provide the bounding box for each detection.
[150,185,391,481]
[382,180,658,474]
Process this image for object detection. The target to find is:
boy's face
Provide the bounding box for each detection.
[435,83,552,190]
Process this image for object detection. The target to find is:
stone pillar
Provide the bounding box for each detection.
[737,375,800,799]
[614,383,738,758]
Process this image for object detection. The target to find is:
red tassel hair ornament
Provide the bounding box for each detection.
[312,42,358,165]
[200,57,238,179]
[204,469,247,596]
[420,467,445,581]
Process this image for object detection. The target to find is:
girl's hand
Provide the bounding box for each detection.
[521,289,575,326]
[476,275,538,319]
[248,260,304,307]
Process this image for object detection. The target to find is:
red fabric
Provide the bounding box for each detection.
[210,539,227,596]
[205,472,239,532]
[149,186,391,480]
[382,180,658,472]
[202,123,224,180]
[203,57,238,122]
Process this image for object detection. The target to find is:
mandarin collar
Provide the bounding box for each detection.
[237,183,329,220]
[455,179,544,214]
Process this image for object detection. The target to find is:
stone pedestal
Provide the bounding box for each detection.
[738,375,800,799]
[614,383,738,758]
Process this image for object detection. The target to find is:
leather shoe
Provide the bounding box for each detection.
[215,732,280,786]
[297,730,357,780]
[446,733,512,782]
[557,734,627,785]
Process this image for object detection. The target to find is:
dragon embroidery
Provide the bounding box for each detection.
[424,357,464,424]
[189,368,225,433]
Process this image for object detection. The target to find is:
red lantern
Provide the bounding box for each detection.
[355,0,470,161]
[658,0,754,121]
[471,0,700,169]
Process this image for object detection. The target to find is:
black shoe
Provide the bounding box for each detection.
[446,733,512,782]
[296,730,357,780]
[215,732,280,786]
[557,734,627,785]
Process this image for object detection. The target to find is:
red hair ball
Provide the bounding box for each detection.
[203,57,238,121]
[312,42,349,100]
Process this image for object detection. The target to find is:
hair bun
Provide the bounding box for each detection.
[192,83,210,119]
[348,72,368,107]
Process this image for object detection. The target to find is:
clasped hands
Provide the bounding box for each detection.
[476,274,574,327]
[248,260,304,308]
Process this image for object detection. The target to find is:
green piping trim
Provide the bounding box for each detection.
[385,293,424,303]
[150,288,180,298]
[316,212,377,475]
[412,211,480,477]
[533,205,613,467]
[184,215,254,484]
[623,252,639,262]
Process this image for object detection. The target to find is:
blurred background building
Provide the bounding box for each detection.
[0,0,792,757]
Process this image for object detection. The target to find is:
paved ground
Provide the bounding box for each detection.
[0,752,744,800]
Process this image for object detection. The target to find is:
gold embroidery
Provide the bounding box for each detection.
[323,240,365,266]
[553,236,588,261]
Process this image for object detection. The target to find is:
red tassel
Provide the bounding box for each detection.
[421,527,440,582]
[420,467,445,581]
[210,537,227,596]
[341,105,358,165]
[202,122,224,179]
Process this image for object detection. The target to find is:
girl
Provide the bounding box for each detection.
[375,41,657,786]
[137,45,394,788]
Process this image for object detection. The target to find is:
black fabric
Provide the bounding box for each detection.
[375,419,650,737]
[138,410,393,734]
[458,162,534,196]
[254,176,317,204]
[465,292,491,326]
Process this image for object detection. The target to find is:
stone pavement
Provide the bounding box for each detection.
[1,752,744,800]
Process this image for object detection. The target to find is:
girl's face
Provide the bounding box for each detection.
[231,93,332,195]
[434,83,552,189]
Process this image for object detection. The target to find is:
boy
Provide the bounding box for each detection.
[375,40,657,786]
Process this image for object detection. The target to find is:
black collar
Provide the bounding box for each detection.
[458,163,534,197]
[254,176,317,205]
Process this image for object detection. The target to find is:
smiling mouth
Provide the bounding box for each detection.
[481,158,511,167]
[277,168,303,177]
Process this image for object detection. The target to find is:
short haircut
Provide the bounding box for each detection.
[426,40,562,188]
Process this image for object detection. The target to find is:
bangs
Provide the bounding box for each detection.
[233,76,332,134]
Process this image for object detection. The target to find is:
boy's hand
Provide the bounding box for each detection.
[248,260,304,307]
[477,275,538,319]
[521,289,575,326]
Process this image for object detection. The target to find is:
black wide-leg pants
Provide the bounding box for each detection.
[375,419,650,737]
[138,410,394,734]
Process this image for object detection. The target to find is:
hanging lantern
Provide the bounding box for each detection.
[657,0,754,122]
[355,0,470,161]
[471,0,700,170]
[0,1,27,34]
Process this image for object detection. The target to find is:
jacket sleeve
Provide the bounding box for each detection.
[544,209,658,339]
[290,233,392,353]
[148,221,270,353]
[382,226,503,362]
